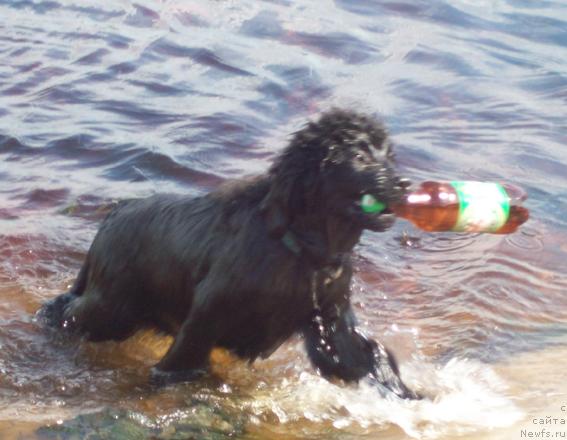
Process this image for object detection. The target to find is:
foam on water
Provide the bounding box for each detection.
[249,357,523,439]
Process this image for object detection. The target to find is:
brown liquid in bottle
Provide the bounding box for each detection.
[391,181,529,234]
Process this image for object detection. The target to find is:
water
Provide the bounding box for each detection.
[1,0,567,438]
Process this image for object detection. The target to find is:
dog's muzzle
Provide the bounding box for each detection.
[358,174,411,232]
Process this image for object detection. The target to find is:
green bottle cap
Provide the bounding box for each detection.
[361,194,386,214]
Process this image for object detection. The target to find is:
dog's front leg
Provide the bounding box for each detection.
[151,310,214,384]
[303,305,419,399]
[151,292,223,385]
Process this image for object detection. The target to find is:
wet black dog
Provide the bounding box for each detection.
[40,109,417,399]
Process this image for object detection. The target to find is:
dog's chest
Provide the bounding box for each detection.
[217,258,352,359]
[265,258,352,320]
[310,261,351,313]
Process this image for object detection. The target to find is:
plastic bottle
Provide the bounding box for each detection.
[361,181,529,234]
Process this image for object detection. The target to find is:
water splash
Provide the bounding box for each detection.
[249,357,523,439]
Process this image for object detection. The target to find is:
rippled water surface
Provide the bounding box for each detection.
[1,1,567,439]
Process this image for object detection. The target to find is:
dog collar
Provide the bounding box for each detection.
[281,231,302,256]
[281,230,344,270]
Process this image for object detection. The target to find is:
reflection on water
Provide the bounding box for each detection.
[1,0,567,438]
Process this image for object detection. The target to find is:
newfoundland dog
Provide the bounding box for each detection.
[40,109,418,399]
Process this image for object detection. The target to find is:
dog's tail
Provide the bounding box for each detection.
[37,261,89,328]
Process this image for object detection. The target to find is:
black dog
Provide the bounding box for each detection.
[40,109,417,399]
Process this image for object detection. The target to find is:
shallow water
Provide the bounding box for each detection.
[1,0,567,438]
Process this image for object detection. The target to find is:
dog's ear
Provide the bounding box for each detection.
[261,120,329,238]
[260,175,294,238]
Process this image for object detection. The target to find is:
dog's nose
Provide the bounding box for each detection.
[396,177,412,197]
[387,177,412,203]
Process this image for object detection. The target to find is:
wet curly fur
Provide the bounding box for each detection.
[40,109,417,399]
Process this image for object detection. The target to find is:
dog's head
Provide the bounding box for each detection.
[262,109,409,237]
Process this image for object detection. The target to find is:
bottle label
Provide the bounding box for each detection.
[450,181,510,232]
